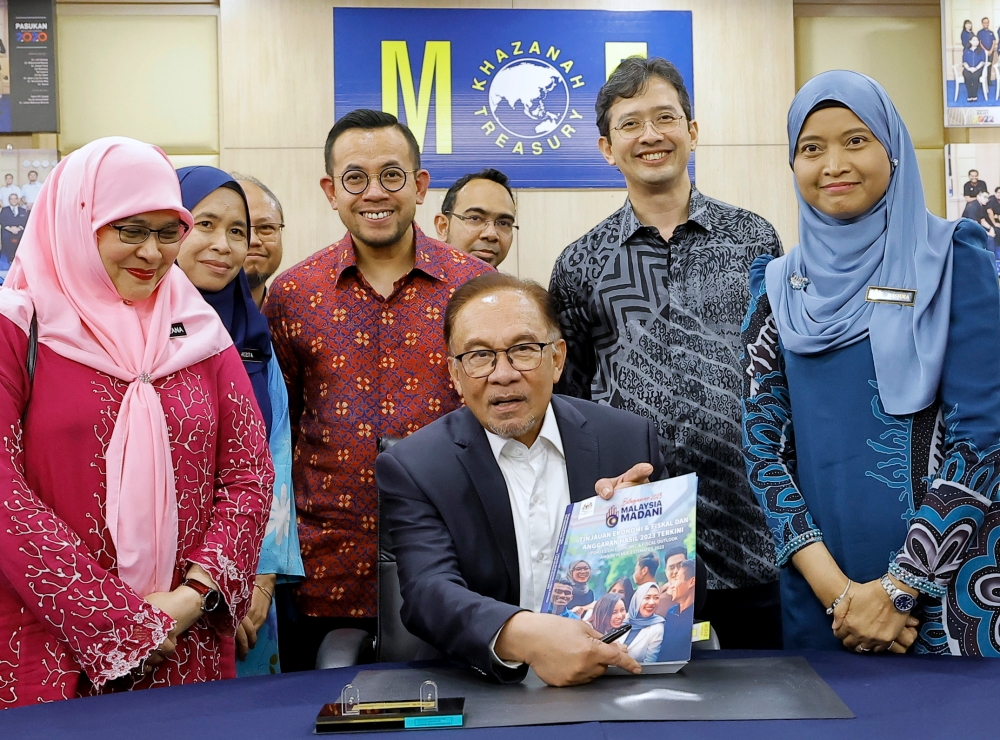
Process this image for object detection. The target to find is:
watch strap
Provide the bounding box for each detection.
[181,578,222,614]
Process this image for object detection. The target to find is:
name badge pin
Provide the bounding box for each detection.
[865,286,916,306]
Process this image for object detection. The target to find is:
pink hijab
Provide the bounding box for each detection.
[0,137,233,596]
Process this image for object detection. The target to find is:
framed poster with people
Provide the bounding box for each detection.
[0,0,56,133]
[0,147,56,282]
[945,143,1000,273]
[943,1,1000,126]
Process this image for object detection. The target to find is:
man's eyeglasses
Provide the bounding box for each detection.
[611,113,687,140]
[451,342,553,379]
[444,212,518,235]
[251,222,284,240]
[110,223,188,245]
[337,166,416,195]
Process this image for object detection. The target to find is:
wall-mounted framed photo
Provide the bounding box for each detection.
[942,1,1000,126]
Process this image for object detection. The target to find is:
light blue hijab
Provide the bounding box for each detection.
[765,70,959,416]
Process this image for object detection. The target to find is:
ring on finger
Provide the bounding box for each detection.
[889,641,896,651]
[856,646,871,653]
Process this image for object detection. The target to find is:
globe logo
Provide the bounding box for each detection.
[488,59,570,139]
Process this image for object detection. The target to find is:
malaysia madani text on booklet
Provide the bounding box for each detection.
[541,473,698,673]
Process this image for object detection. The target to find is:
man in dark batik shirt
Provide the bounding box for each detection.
[550,57,783,649]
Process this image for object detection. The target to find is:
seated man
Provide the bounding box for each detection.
[433,168,516,268]
[377,273,665,686]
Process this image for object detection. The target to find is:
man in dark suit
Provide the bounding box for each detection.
[377,273,665,686]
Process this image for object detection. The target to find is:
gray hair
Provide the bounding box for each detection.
[230,172,284,220]
[595,56,693,139]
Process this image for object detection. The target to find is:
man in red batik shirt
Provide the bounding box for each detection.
[265,110,492,670]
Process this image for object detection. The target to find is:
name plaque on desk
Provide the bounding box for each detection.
[316,680,466,733]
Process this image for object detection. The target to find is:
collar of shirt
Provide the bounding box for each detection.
[620,185,714,245]
[328,221,460,286]
[484,402,565,462]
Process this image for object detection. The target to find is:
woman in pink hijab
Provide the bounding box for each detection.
[0,137,273,707]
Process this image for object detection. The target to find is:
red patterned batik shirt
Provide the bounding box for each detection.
[264,224,492,617]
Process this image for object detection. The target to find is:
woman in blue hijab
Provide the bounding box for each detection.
[176,166,304,676]
[741,71,1000,657]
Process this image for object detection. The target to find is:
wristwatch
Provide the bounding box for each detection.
[880,574,916,613]
[181,578,224,615]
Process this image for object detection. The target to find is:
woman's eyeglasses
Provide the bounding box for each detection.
[111,223,188,245]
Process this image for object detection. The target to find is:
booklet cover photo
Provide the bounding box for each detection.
[540,473,698,671]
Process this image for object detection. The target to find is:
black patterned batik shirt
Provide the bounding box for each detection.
[550,187,782,590]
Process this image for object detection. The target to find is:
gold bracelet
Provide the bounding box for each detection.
[254,583,274,603]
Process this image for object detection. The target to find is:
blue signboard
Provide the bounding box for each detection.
[333,9,693,188]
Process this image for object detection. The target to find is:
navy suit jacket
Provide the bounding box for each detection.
[376,394,665,683]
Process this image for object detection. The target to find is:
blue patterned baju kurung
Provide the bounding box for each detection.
[741,222,1000,654]
[237,351,305,676]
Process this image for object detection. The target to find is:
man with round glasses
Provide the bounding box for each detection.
[550,56,785,650]
[264,109,491,671]
[434,168,517,268]
[377,272,663,686]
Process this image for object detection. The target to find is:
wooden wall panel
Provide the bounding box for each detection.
[220,1,334,149]
[57,12,219,155]
[514,190,630,286]
[695,145,799,249]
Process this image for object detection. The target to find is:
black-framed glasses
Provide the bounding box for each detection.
[444,211,518,235]
[611,113,687,139]
[451,342,553,378]
[110,223,188,245]
[337,166,416,195]
[251,222,284,240]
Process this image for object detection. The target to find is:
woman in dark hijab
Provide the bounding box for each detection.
[176,166,304,676]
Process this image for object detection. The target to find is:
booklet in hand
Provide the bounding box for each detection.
[540,473,698,673]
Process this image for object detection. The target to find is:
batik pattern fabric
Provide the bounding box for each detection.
[741,225,1000,655]
[237,350,305,678]
[265,225,491,618]
[550,189,782,590]
[0,318,272,708]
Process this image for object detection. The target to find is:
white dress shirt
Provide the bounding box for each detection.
[484,403,571,667]
[484,402,571,613]
[0,185,22,205]
[21,181,42,205]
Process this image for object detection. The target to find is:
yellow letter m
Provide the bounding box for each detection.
[381,41,452,154]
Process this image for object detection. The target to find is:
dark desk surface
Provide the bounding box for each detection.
[1,650,996,740]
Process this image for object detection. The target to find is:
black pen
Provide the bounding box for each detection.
[600,624,631,643]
